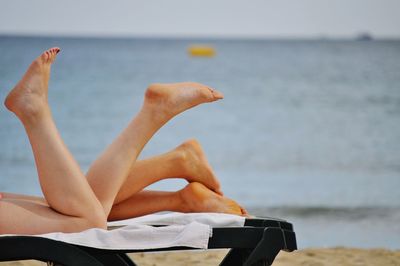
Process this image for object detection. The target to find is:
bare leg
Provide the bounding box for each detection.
[115,139,222,204]
[0,198,103,234]
[109,182,245,221]
[1,138,220,208]
[1,183,248,230]
[1,137,244,226]
[0,192,47,205]
[2,48,106,233]
[1,136,244,223]
[86,83,224,216]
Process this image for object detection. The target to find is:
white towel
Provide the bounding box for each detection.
[108,212,245,227]
[1,212,244,250]
[37,221,211,250]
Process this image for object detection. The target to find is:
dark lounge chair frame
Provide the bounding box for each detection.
[0,217,297,266]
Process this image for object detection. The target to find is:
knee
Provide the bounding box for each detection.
[73,202,107,231]
[67,199,108,231]
[86,207,108,230]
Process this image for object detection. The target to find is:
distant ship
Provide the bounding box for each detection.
[356,33,373,41]
[188,45,216,57]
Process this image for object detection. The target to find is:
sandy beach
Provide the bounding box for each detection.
[1,248,399,265]
[129,248,400,266]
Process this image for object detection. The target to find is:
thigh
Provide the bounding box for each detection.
[0,198,91,234]
[1,192,48,205]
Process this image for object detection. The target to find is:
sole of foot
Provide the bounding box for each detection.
[175,139,223,195]
[143,82,224,122]
[180,182,245,216]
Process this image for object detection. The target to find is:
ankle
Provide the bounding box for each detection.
[139,102,170,127]
[5,91,50,122]
[177,188,192,212]
[20,105,51,127]
[172,147,187,165]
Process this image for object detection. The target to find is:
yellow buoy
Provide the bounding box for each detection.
[188,45,216,57]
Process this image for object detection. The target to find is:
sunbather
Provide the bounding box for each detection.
[0,47,247,235]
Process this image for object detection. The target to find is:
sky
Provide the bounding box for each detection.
[0,0,399,39]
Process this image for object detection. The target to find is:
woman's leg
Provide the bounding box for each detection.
[0,138,219,208]
[0,192,47,205]
[0,197,102,234]
[1,182,247,231]
[109,182,245,221]
[86,82,223,217]
[2,48,106,233]
[114,139,222,204]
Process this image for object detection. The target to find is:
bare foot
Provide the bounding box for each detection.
[142,82,224,122]
[4,47,60,123]
[180,182,246,216]
[175,139,223,195]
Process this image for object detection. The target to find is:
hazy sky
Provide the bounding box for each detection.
[1,0,399,38]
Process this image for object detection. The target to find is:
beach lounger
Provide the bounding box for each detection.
[0,213,297,266]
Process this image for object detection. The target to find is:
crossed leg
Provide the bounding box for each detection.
[1,139,246,225]
[110,139,246,220]
[85,82,223,217]
[109,183,246,221]
[114,139,222,204]
[0,48,227,234]
[1,48,106,234]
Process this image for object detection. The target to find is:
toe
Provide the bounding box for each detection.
[210,88,224,100]
[240,205,250,216]
[52,47,60,54]
[43,51,50,62]
[51,50,56,62]
[48,47,60,62]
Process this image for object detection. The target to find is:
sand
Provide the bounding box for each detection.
[1,248,399,265]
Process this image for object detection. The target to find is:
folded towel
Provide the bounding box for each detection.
[1,212,244,250]
[108,212,245,227]
[36,221,211,250]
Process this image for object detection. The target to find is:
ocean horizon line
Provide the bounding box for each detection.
[1,33,399,42]
[248,206,400,219]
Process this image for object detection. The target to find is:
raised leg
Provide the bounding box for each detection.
[114,139,222,204]
[109,182,244,221]
[2,48,106,233]
[86,82,224,216]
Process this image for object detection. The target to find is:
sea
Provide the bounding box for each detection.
[0,36,399,249]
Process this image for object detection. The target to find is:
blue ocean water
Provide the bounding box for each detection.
[0,36,399,248]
